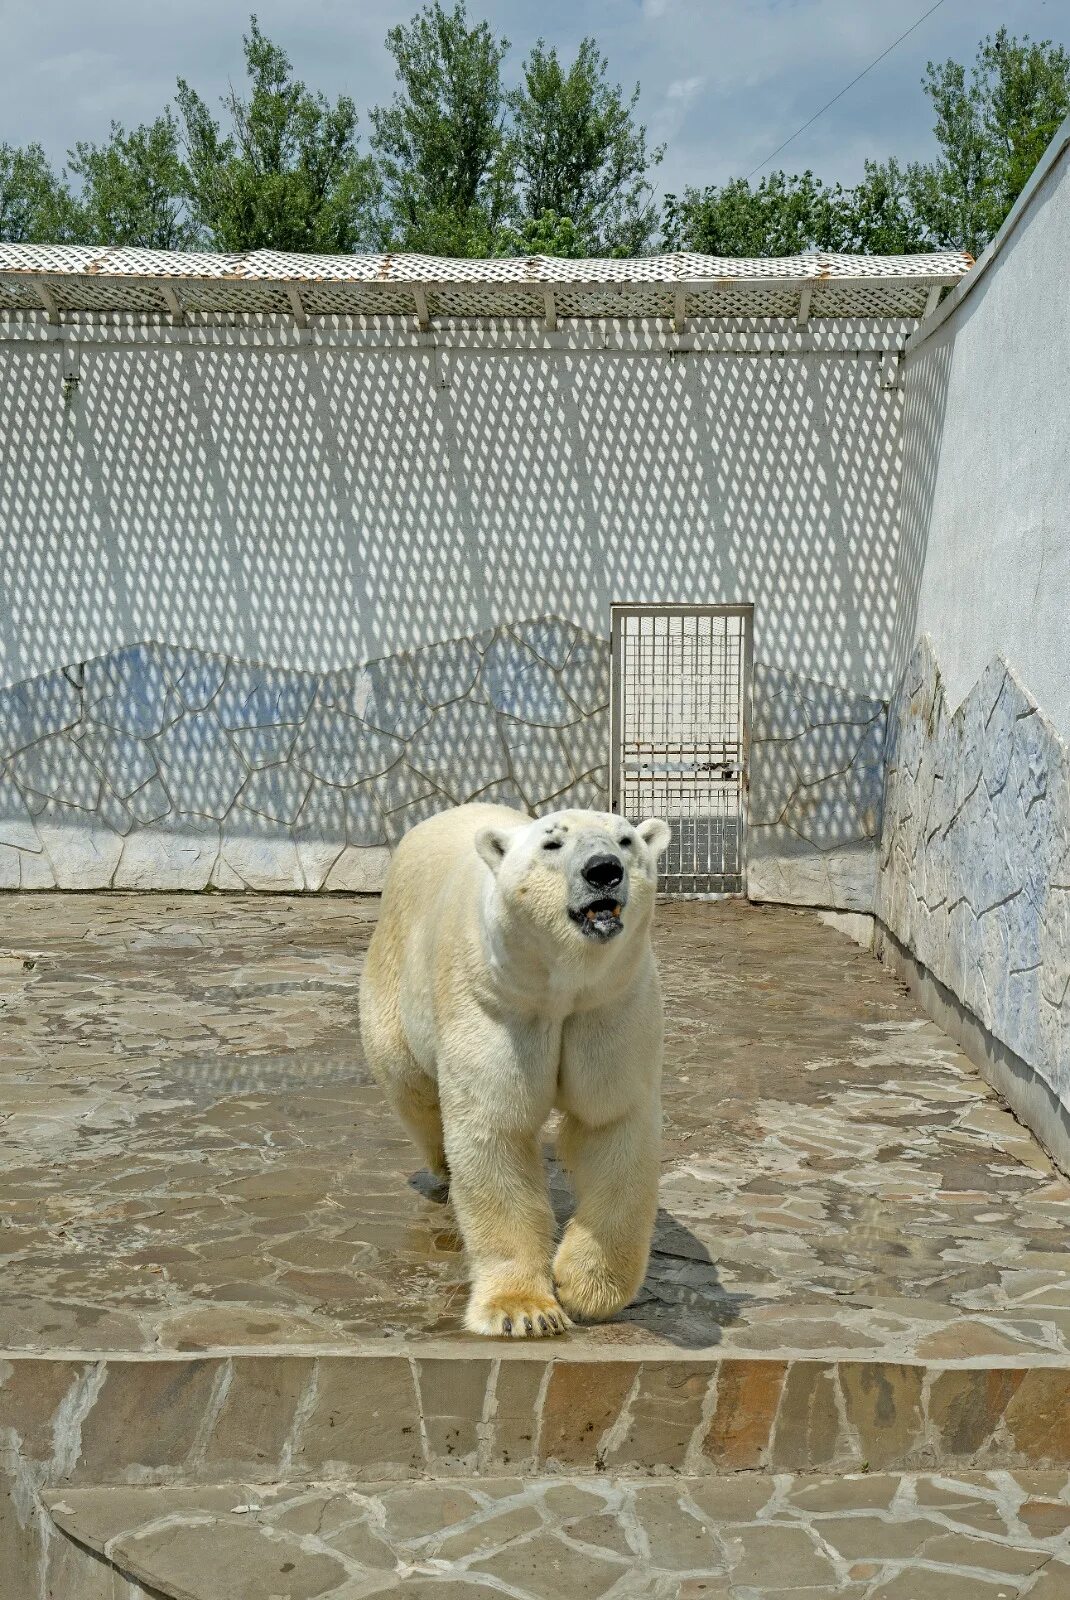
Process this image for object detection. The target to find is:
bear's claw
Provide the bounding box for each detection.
[466,1288,572,1338]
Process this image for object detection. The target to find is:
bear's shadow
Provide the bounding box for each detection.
[409,1154,749,1350]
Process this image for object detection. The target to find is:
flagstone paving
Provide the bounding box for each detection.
[1,893,1068,1365]
[40,1470,1070,1598]
[5,893,1070,1596]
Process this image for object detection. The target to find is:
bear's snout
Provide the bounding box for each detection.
[581,852,624,890]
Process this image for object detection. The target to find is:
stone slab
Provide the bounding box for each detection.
[36,1471,1070,1600]
[0,626,617,893]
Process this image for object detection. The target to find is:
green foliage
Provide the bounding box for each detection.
[370,1,511,255]
[663,170,847,256]
[507,38,662,256]
[493,210,587,258]
[65,115,194,249]
[176,15,377,252]
[840,160,932,255]
[665,31,1070,260]
[368,8,662,256]
[915,28,1070,255]
[0,143,73,242]
[662,163,935,258]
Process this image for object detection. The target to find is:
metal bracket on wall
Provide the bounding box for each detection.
[879,352,902,390]
[411,286,431,333]
[286,285,308,329]
[160,284,185,326]
[35,281,61,324]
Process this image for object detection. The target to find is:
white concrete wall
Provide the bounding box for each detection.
[0,324,909,699]
[884,120,1070,1167]
[900,121,1070,739]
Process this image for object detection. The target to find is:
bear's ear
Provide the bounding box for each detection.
[475,826,514,874]
[636,817,671,858]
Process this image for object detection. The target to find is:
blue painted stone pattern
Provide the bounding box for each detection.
[0,624,611,892]
[748,665,887,912]
[0,625,887,909]
[878,635,1070,1116]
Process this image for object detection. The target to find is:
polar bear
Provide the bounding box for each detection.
[359,803,671,1337]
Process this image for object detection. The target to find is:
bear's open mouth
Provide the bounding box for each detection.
[568,897,624,940]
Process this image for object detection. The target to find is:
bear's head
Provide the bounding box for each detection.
[475,808,671,953]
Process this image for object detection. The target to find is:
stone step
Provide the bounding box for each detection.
[41,1470,1070,1599]
[6,1348,1070,1490]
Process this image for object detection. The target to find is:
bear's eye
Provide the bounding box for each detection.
[620,835,634,848]
[542,839,563,851]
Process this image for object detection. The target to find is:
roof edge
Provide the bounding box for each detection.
[0,245,973,289]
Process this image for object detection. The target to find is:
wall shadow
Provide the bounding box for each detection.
[2,322,910,698]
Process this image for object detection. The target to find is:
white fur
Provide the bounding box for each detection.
[359,803,670,1337]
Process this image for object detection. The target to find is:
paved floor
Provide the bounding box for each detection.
[6,895,1070,1597]
[1,893,1068,1363]
[42,1470,1070,1598]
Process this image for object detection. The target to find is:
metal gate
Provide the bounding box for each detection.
[610,604,752,896]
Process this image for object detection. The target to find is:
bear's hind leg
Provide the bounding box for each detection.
[362,1000,448,1184]
[392,1066,449,1188]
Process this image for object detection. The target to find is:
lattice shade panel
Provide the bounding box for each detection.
[429,286,546,318]
[47,277,168,313]
[809,284,932,317]
[302,284,418,316]
[552,286,672,318]
[0,244,972,324]
[178,282,292,314]
[688,287,801,318]
[0,281,42,310]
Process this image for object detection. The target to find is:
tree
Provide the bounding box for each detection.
[507,38,661,256]
[0,143,72,242]
[370,1,511,255]
[4,10,664,260]
[665,29,1070,260]
[914,29,1070,255]
[493,211,587,258]
[176,15,377,252]
[663,163,937,258]
[838,160,932,254]
[64,115,193,249]
[663,170,851,256]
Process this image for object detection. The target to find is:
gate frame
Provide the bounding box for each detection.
[608,601,755,898]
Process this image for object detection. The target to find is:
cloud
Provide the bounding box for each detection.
[666,75,704,105]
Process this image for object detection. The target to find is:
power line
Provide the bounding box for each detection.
[745,0,950,180]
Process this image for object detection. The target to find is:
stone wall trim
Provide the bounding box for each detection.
[876,918,1070,1177]
[0,622,611,894]
[0,631,887,908]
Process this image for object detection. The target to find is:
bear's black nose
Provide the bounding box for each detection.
[582,853,624,890]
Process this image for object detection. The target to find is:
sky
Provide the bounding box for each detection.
[3,0,1067,201]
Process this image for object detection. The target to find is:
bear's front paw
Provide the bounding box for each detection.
[465,1277,571,1338]
[553,1223,639,1323]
